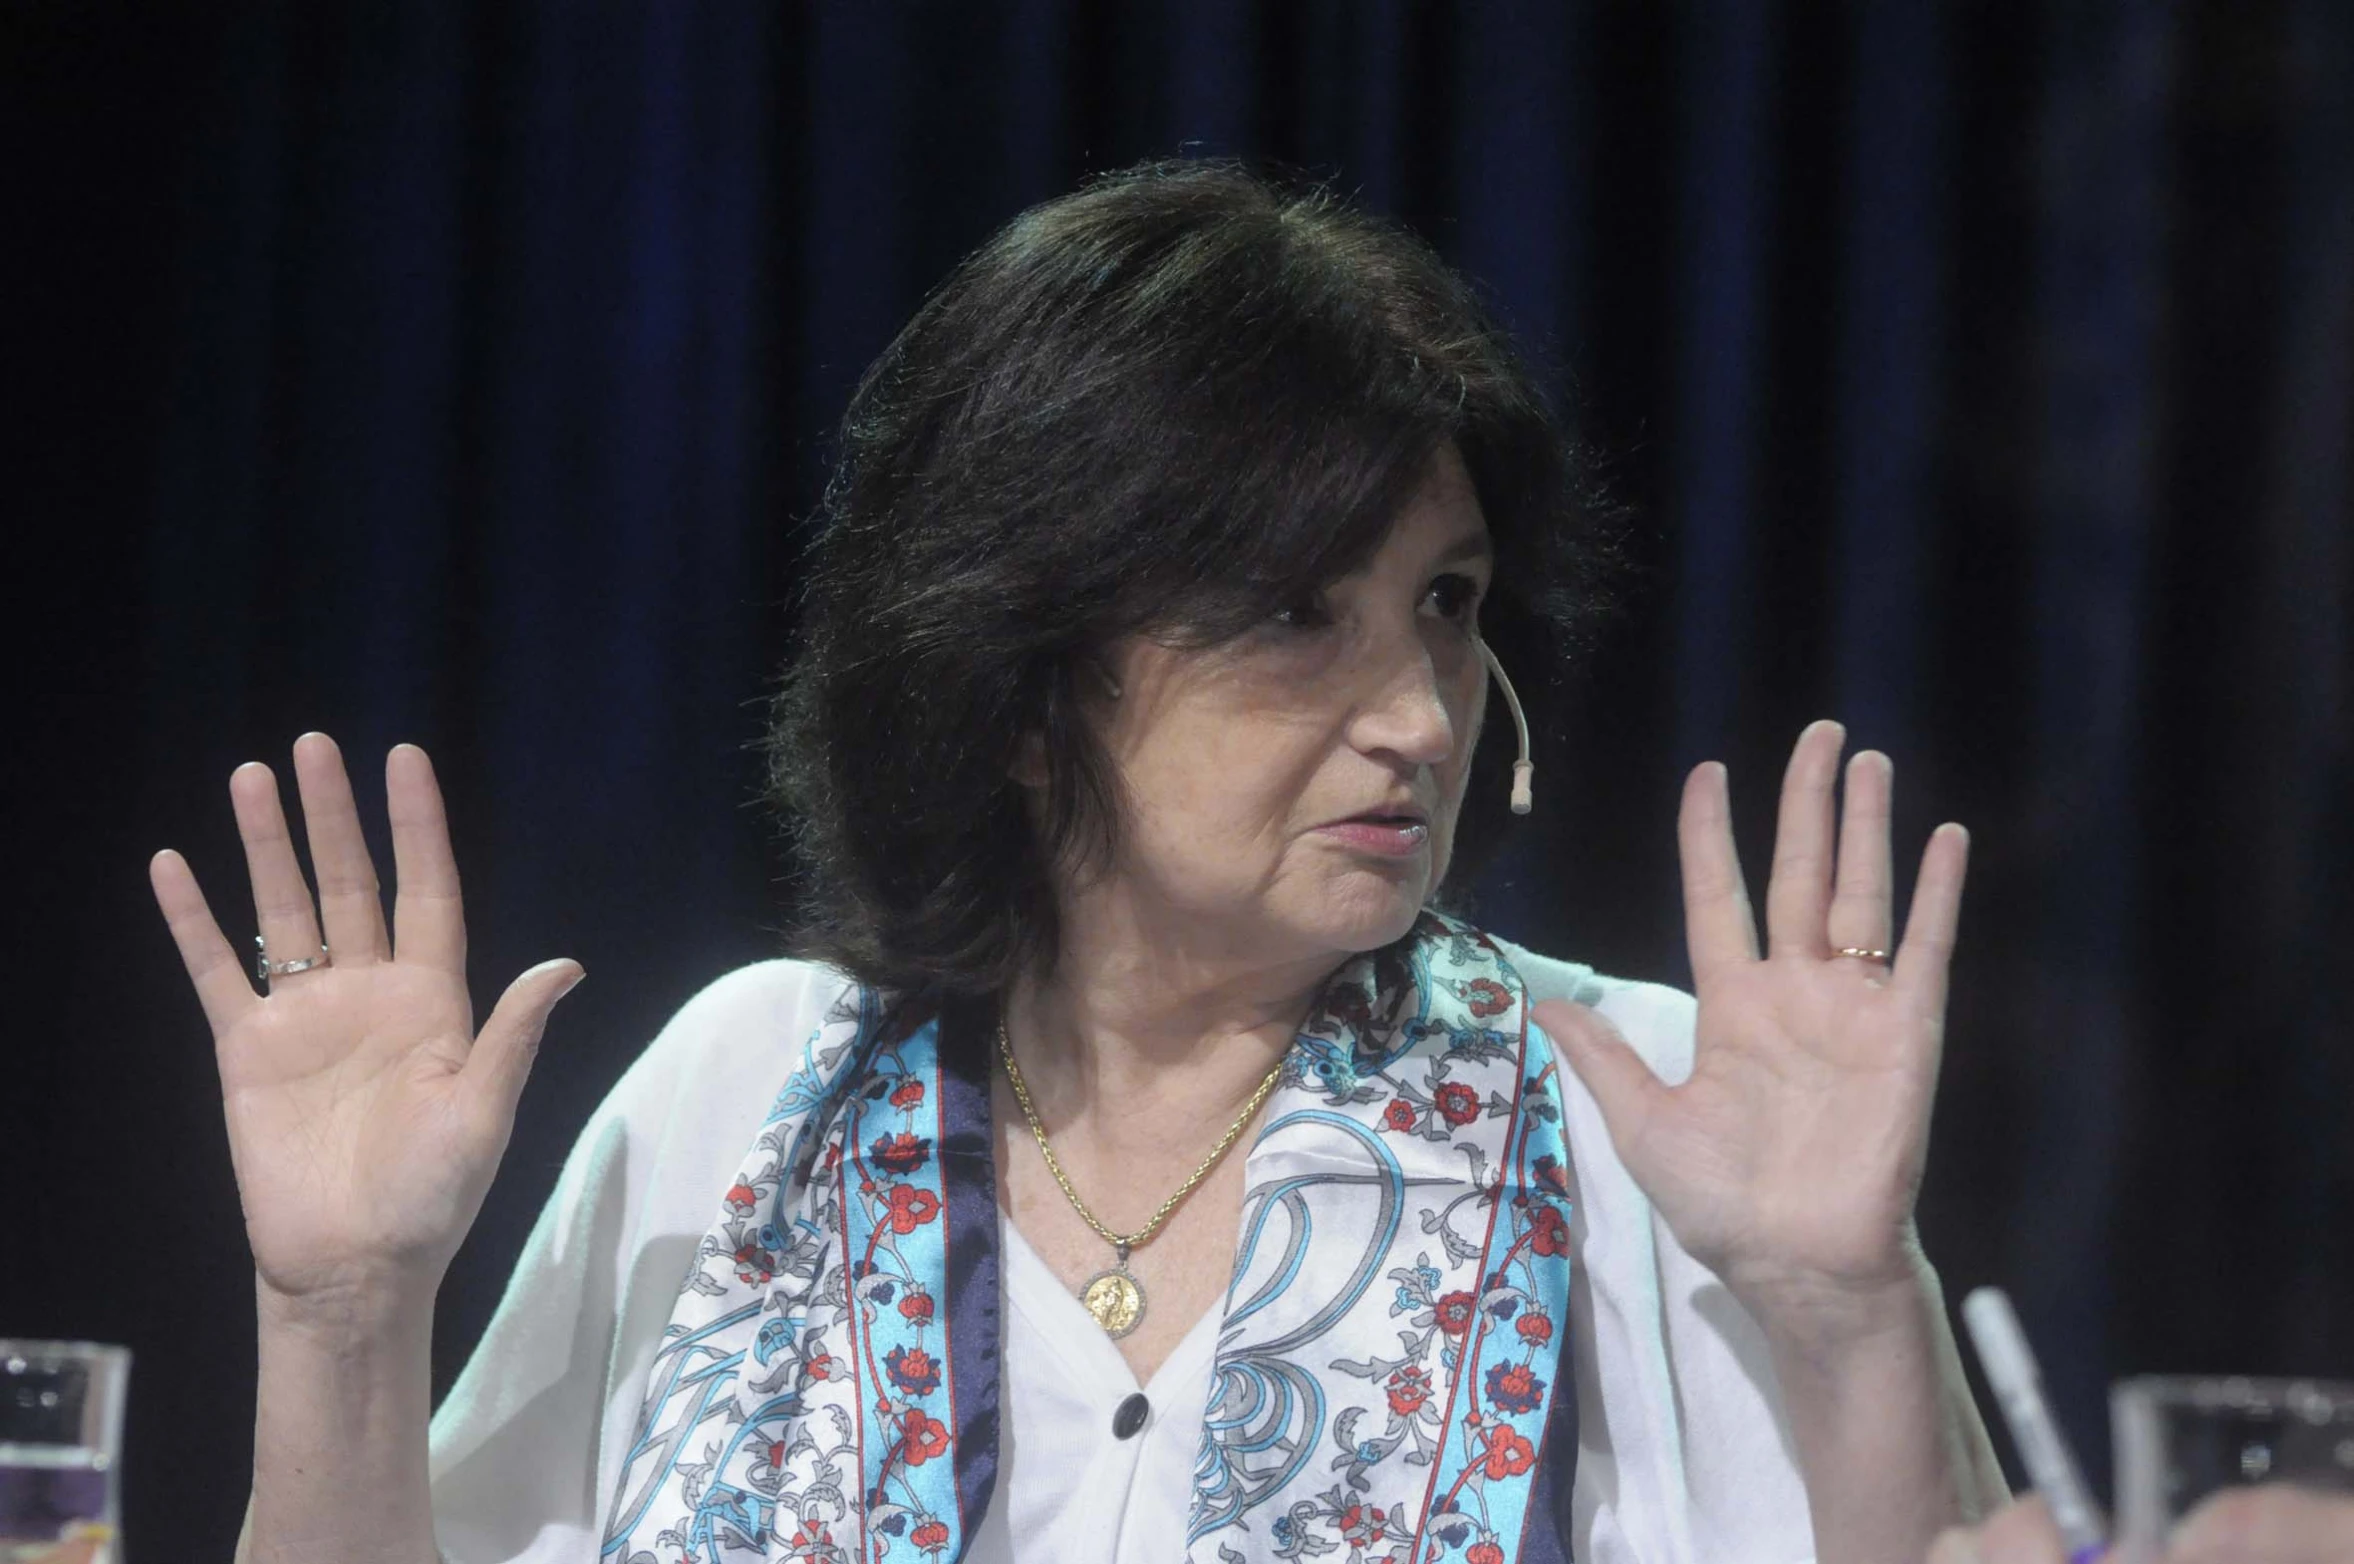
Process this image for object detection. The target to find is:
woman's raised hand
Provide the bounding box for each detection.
[150,735,582,1313]
[1533,719,1966,1323]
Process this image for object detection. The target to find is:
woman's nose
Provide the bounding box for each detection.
[1350,643,1460,767]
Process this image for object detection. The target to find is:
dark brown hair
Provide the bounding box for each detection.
[766,159,1620,1037]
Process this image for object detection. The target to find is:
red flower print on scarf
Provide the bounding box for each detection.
[1382,1098,1417,1132]
[1529,1201,1569,1257]
[911,1519,951,1551]
[1517,1312,1553,1346]
[1434,1291,1477,1336]
[1433,1081,1480,1127]
[899,1407,949,1465]
[887,1184,941,1234]
[724,1180,759,1214]
[1479,1423,1537,1480]
[1386,1363,1433,1416]
[1339,1504,1391,1545]
[732,1243,775,1285]
[1468,1541,1507,1564]
[870,1132,932,1177]
[889,1076,926,1110]
[1532,1152,1569,1198]
[885,1343,941,1398]
[1485,1359,1546,1415]
[1462,977,1511,1018]
[898,1288,936,1324]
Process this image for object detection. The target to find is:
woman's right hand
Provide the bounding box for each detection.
[150,734,583,1317]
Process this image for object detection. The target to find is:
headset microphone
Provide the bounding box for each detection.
[1474,638,1535,814]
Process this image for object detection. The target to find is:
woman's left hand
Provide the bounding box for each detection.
[1532,719,1968,1331]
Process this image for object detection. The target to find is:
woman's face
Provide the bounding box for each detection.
[1086,445,1494,970]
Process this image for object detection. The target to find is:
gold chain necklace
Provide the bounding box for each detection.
[997,1020,1287,1338]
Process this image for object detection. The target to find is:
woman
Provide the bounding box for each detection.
[151,162,2003,1564]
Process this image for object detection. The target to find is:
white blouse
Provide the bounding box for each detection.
[426,945,1818,1563]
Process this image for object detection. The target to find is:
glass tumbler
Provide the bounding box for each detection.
[2113,1373,2354,1556]
[0,1341,128,1564]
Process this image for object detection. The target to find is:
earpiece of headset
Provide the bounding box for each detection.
[1474,638,1535,815]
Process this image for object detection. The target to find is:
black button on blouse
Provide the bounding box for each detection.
[1112,1392,1150,1439]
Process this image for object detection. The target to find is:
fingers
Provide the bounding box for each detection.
[462,959,586,1123]
[2168,1480,2354,1562]
[1530,998,1667,1156]
[150,849,257,1034]
[1827,749,1895,960]
[387,744,467,974]
[195,738,468,990]
[1701,725,1947,985]
[1763,719,1844,960]
[1893,823,1970,1014]
[1677,761,1759,985]
[1930,1495,2066,1563]
[291,733,388,965]
[1926,1527,1985,1564]
[231,760,326,977]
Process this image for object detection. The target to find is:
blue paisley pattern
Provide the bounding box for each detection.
[1185,916,1577,1564]
[606,913,1578,1564]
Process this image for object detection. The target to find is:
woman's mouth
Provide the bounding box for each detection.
[1315,813,1430,857]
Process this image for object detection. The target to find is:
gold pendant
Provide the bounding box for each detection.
[1079,1244,1146,1338]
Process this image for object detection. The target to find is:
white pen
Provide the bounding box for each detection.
[1963,1286,2109,1563]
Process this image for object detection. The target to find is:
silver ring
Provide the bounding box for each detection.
[255,935,332,985]
[1836,946,1892,964]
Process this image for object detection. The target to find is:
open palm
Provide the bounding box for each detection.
[150,736,581,1304]
[1534,720,1967,1307]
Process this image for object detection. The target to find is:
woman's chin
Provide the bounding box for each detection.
[1298,876,1430,954]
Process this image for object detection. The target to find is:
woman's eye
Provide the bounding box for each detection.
[1425,572,1484,622]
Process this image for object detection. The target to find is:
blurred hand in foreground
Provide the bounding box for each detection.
[1928,1488,2354,1563]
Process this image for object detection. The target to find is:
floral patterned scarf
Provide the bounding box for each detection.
[602,911,1581,1564]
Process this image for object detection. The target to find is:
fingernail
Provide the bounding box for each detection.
[523,958,585,992]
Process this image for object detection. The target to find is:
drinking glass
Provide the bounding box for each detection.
[2113,1373,2354,1555]
[0,1341,128,1564]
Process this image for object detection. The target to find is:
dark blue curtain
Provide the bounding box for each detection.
[7,4,2349,1556]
